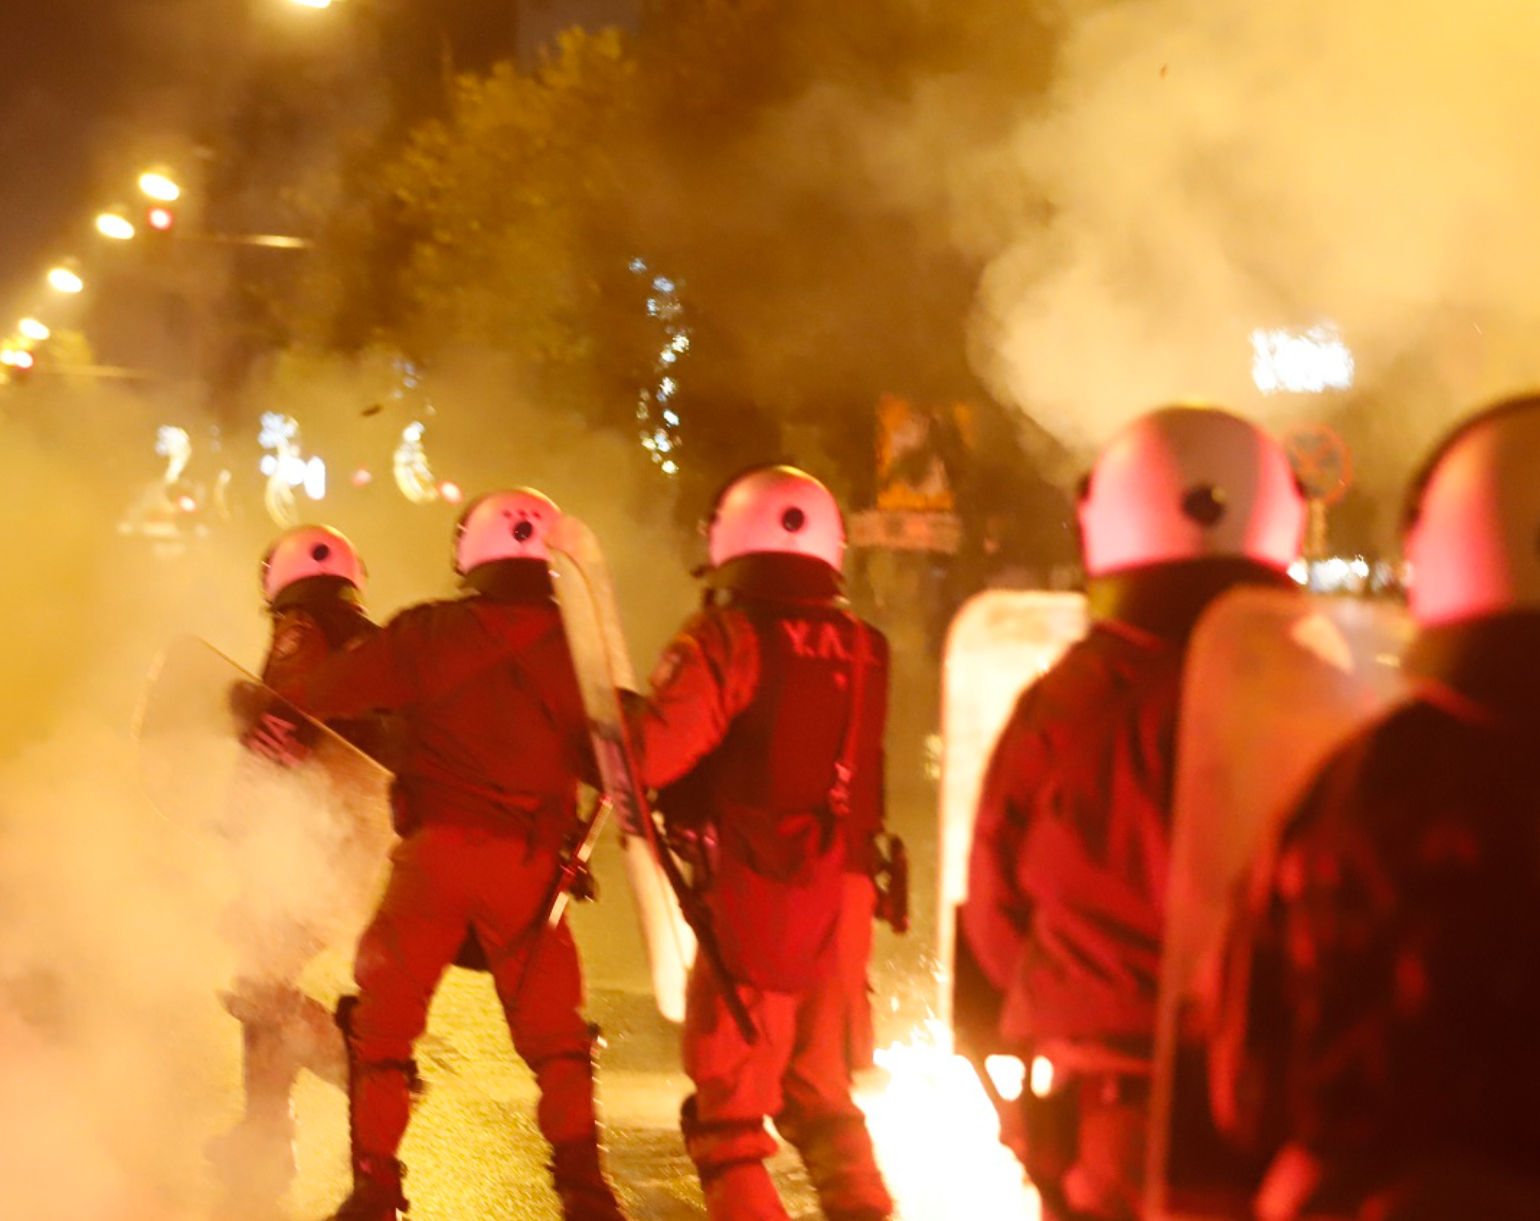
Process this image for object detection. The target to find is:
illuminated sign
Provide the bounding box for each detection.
[1251,323,1354,395]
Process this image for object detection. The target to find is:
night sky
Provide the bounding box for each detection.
[0,0,638,318]
[0,2,140,302]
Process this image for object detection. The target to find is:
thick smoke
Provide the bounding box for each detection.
[723,1,1540,531]
[960,0,1540,480]
[0,347,690,1216]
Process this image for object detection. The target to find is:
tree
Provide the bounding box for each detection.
[292,0,1070,550]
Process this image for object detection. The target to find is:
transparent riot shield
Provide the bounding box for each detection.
[937,590,1088,1041]
[1145,588,1413,1221]
[547,516,695,1025]
[133,635,395,983]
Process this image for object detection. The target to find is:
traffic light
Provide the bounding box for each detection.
[1,347,36,385]
[146,204,176,233]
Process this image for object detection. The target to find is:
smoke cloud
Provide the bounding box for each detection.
[711,1,1540,536]
[957,0,1540,489]
[0,340,692,1216]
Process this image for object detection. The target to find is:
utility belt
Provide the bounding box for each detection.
[392,776,574,847]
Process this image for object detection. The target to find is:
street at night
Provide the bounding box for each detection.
[8,4,1540,1221]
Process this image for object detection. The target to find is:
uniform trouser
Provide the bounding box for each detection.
[344,823,599,1165]
[1019,1074,1148,1221]
[680,876,892,1221]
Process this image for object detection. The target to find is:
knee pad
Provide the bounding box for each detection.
[680,1096,777,1171]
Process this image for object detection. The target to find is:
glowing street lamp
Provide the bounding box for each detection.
[96,211,137,241]
[137,171,182,203]
[287,0,338,8]
[47,267,85,294]
[18,318,49,342]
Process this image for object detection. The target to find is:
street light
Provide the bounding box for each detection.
[96,211,137,240]
[47,267,85,294]
[138,171,182,203]
[18,318,49,342]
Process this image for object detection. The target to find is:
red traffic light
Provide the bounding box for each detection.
[146,205,176,232]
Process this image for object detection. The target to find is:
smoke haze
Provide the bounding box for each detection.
[957,0,1540,485]
[0,347,691,1215]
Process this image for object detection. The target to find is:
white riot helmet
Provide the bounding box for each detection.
[453,487,561,573]
[706,464,846,573]
[1401,394,1540,626]
[1077,405,1306,577]
[261,525,366,605]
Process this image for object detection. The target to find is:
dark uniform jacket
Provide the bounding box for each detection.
[1209,613,1540,1210]
[641,554,889,992]
[261,575,392,760]
[963,559,1293,1055]
[282,561,593,849]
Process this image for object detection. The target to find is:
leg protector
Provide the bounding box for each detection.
[524,1035,602,1150]
[776,1112,893,1221]
[549,1138,630,1221]
[681,1096,788,1221]
[336,995,421,1175]
[207,995,302,1215]
[329,1155,408,1221]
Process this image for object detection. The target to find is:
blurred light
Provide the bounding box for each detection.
[1028,1054,1055,1099]
[259,412,299,447]
[96,212,137,240]
[303,456,327,500]
[279,455,308,486]
[47,267,84,294]
[260,454,279,477]
[177,494,198,513]
[289,0,336,7]
[146,206,176,233]
[983,1054,1027,1102]
[1,348,35,369]
[1251,322,1354,395]
[439,480,463,505]
[18,318,49,341]
[1288,558,1309,586]
[138,172,181,202]
[394,420,438,504]
[660,459,679,476]
[352,467,373,487]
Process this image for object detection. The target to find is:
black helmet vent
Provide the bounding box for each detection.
[1181,484,1227,527]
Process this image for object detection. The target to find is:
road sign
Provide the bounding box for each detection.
[1283,423,1353,506]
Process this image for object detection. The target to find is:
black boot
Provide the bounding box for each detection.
[328,1155,408,1221]
[550,1139,629,1221]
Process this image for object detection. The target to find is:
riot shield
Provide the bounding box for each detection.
[133,635,394,982]
[547,517,696,1026]
[936,590,1088,1042]
[1145,588,1413,1221]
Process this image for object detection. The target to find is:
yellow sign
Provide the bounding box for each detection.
[875,394,974,513]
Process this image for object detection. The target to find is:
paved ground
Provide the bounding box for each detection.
[203,834,1042,1221]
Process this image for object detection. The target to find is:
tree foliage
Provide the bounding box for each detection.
[298,0,1072,558]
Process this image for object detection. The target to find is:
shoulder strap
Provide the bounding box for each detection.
[828,615,869,819]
